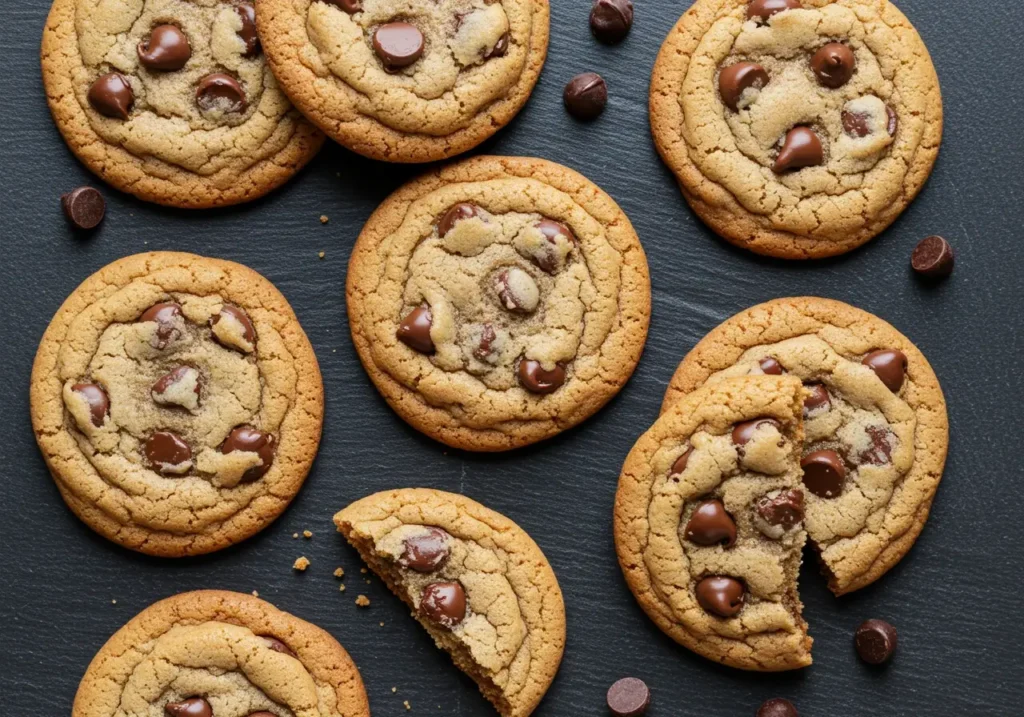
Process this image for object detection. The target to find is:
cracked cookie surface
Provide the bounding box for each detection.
[255,0,549,162]
[615,375,813,671]
[73,590,370,717]
[346,155,651,451]
[650,0,942,258]
[30,252,324,557]
[41,0,324,208]
[661,297,948,595]
[334,488,565,717]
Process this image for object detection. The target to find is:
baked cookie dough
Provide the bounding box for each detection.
[73,590,370,717]
[335,489,565,717]
[255,0,549,162]
[41,0,324,208]
[30,252,324,557]
[346,155,651,451]
[650,0,943,258]
[661,297,948,595]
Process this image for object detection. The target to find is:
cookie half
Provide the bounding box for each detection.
[661,297,948,595]
[347,155,651,451]
[334,488,566,717]
[615,375,813,671]
[73,590,370,717]
[41,0,324,207]
[256,0,549,162]
[30,252,324,557]
[650,0,943,258]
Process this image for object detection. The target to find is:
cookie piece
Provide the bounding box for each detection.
[615,375,813,671]
[660,297,948,595]
[30,252,324,557]
[41,0,324,208]
[334,489,566,717]
[255,0,549,162]
[73,590,370,717]
[346,155,651,451]
[650,0,943,258]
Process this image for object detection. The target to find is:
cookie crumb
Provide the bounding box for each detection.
[391,687,397,694]
[403,700,411,710]
[319,215,329,224]
[251,590,259,597]
[334,567,345,578]
[293,556,310,571]
[318,251,325,260]
[379,622,385,627]
[292,532,299,539]
[355,595,371,607]
[339,584,347,592]
[360,567,368,574]
[303,530,313,538]
[111,599,117,605]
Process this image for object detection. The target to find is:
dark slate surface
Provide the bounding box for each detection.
[1,0,1022,715]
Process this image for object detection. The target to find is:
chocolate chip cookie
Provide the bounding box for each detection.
[334,489,565,717]
[650,0,943,258]
[73,590,370,717]
[30,252,324,557]
[616,375,814,671]
[661,297,948,595]
[346,155,651,451]
[255,0,549,162]
[41,0,324,208]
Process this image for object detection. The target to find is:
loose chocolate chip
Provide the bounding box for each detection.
[88,73,134,120]
[732,417,781,446]
[71,383,110,427]
[563,72,607,121]
[747,0,801,22]
[262,635,296,657]
[718,62,769,111]
[858,425,894,466]
[165,698,212,717]
[757,698,799,717]
[484,33,509,59]
[495,267,540,313]
[759,356,784,375]
[236,3,260,57]
[438,203,482,237]
[862,349,907,393]
[325,0,361,12]
[803,383,831,417]
[473,324,498,361]
[196,73,247,113]
[145,432,192,475]
[210,304,256,353]
[397,306,435,354]
[756,489,804,529]
[373,22,424,72]
[152,366,201,409]
[695,576,745,618]
[518,359,566,395]
[810,43,855,88]
[590,0,633,44]
[801,450,845,498]
[912,235,955,278]
[855,619,898,664]
[684,500,737,548]
[606,676,650,717]
[140,302,183,349]
[670,446,694,476]
[138,25,192,71]
[221,426,275,482]
[420,582,466,628]
[774,127,824,173]
[61,187,105,230]
[400,527,451,572]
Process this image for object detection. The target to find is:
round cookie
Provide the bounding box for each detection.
[346,155,651,451]
[41,0,324,208]
[334,488,566,717]
[661,297,948,595]
[650,0,943,258]
[615,375,813,671]
[73,590,370,717]
[30,252,324,557]
[255,0,549,163]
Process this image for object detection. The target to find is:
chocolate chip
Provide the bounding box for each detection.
[399,527,451,572]
[695,576,745,618]
[747,0,801,22]
[843,105,898,138]
[530,219,576,273]
[518,359,566,394]
[912,235,955,278]
[670,446,693,476]
[810,43,855,88]
[862,349,907,392]
[262,635,296,657]
[71,383,109,427]
[152,366,201,410]
[855,619,898,664]
[803,383,831,417]
[236,3,260,57]
[732,417,781,446]
[210,304,256,353]
[563,72,607,121]
[484,33,509,59]
[757,698,799,717]
[684,500,737,548]
[801,450,845,498]
[606,677,650,717]
[140,302,183,349]
[420,582,466,628]
[590,0,633,44]
[495,267,540,313]
[397,305,435,354]
[438,203,483,237]
[755,489,804,529]
[221,426,275,482]
[164,698,212,717]
[774,127,824,173]
[138,25,192,71]
[325,0,361,12]
[372,23,424,72]
[759,356,784,375]
[88,73,134,120]
[718,62,769,111]
[858,425,893,466]
[473,324,497,361]
[145,432,192,475]
[196,73,247,113]
[887,105,899,136]
[61,187,105,230]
